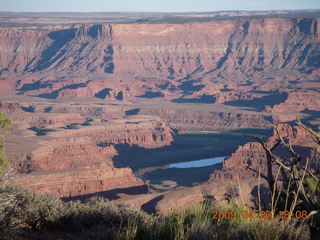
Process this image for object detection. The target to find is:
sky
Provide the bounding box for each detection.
[0,0,320,12]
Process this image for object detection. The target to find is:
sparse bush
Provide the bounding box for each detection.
[0,185,311,239]
[304,176,320,209]
[0,112,12,178]
[0,185,64,231]
[0,151,9,178]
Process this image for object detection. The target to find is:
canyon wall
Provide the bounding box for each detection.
[210,124,320,181]
[1,19,319,76]
[5,112,173,198]
[7,116,173,172]
[8,167,147,198]
[1,15,320,207]
[0,18,319,101]
[139,108,272,128]
[0,101,23,113]
[265,91,320,121]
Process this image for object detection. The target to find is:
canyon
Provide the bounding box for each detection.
[1,11,320,213]
[209,124,320,181]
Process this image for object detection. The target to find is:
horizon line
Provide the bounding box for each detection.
[1,9,320,14]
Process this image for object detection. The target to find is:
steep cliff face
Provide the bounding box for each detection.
[210,123,320,181]
[209,142,267,180]
[269,123,317,145]
[8,167,147,198]
[8,116,174,172]
[0,18,319,100]
[139,108,272,128]
[1,19,319,76]
[9,112,86,128]
[25,102,125,119]
[214,91,267,104]
[6,116,172,198]
[1,16,320,205]
[265,91,320,121]
[0,101,23,113]
[28,137,116,171]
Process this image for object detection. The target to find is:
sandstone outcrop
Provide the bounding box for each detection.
[9,112,86,129]
[139,108,272,128]
[115,178,261,215]
[7,116,174,172]
[5,108,173,198]
[27,137,116,171]
[1,13,320,209]
[265,91,320,122]
[209,123,320,181]
[0,18,319,102]
[0,101,23,113]
[209,142,267,180]
[8,167,147,198]
[214,91,267,104]
[1,19,319,77]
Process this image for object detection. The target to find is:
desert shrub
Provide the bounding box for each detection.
[0,151,9,178]
[251,218,310,240]
[304,176,320,208]
[204,203,310,240]
[0,112,12,178]
[53,197,152,234]
[0,185,64,231]
[0,185,36,230]
[0,185,311,240]
[23,191,65,231]
[303,176,320,235]
[0,185,153,238]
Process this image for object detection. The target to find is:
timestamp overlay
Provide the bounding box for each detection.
[211,210,309,220]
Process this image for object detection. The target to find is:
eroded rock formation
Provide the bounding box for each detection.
[139,108,272,128]
[1,19,320,76]
[265,91,320,121]
[8,167,147,198]
[7,116,173,171]
[1,14,320,210]
[0,101,23,113]
[210,124,320,181]
[0,18,319,101]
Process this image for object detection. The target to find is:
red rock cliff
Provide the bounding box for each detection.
[0,18,319,100]
[210,123,320,181]
[8,167,147,198]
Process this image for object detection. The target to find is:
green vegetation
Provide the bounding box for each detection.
[0,185,311,240]
[0,112,12,178]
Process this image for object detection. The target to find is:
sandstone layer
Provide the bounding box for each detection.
[139,107,272,128]
[265,91,320,122]
[0,17,319,104]
[8,167,147,199]
[1,13,320,212]
[210,124,320,181]
[4,104,173,199]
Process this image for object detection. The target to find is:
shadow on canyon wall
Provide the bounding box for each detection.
[143,164,223,188]
[224,91,288,111]
[171,94,216,104]
[62,185,148,202]
[112,129,273,171]
[112,129,273,187]
[32,28,77,72]
[141,195,164,214]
